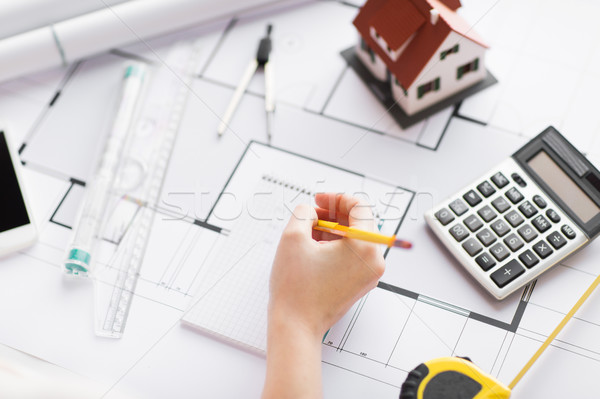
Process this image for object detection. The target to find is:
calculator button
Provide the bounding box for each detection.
[518,201,538,218]
[477,181,496,198]
[533,195,547,209]
[533,240,554,259]
[464,215,483,232]
[449,199,468,216]
[503,233,524,252]
[547,231,567,249]
[449,224,469,242]
[504,210,524,227]
[491,259,525,288]
[462,238,483,257]
[545,209,561,223]
[475,252,496,271]
[463,190,482,207]
[490,219,510,237]
[506,187,524,204]
[511,173,527,187]
[491,197,510,213]
[517,224,538,243]
[519,249,539,268]
[561,224,576,239]
[435,208,455,226]
[532,215,551,233]
[491,172,509,188]
[477,205,497,222]
[490,242,510,262]
[476,228,497,247]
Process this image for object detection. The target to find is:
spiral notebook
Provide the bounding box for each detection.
[181,142,410,353]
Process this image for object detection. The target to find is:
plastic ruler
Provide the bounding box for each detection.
[94,41,202,338]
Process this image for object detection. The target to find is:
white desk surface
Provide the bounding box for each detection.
[3,1,600,398]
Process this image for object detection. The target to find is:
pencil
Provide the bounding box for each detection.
[314,220,412,249]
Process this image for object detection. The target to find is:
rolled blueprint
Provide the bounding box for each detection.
[0,0,130,40]
[0,0,298,83]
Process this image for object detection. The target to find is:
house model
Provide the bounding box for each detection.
[353,0,489,117]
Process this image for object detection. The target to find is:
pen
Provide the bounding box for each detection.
[314,220,412,249]
[64,62,147,276]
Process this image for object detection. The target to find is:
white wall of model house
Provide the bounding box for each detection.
[356,30,486,116]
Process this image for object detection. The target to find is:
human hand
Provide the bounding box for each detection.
[268,192,386,340]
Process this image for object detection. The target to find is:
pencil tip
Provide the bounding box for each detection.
[394,239,412,249]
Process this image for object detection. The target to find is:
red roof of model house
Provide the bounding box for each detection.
[353,0,488,89]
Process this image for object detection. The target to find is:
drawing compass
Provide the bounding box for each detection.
[217,24,274,142]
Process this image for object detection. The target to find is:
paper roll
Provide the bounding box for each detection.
[0,0,298,84]
[0,0,131,40]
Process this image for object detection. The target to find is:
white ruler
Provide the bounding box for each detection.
[94,41,201,338]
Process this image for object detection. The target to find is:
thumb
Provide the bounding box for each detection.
[283,203,317,239]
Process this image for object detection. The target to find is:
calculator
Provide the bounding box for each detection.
[425,127,600,299]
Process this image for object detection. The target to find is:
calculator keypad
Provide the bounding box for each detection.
[426,160,587,299]
[518,201,537,218]
[462,238,483,257]
[533,240,553,259]
[546,209,560,223]
[503,233,524,252]
[435,208,455,226]
[476,228,496,247]
[561,224,576,239]
[476,252,496,271]
[532,215,551,232]
[490,243,510,261]
[490,260,525,288]
[464,215,483,232]
[491,197,510,213]
[517,224,538,243]
[477,181,496,198]
[463,190,482,207]
[449,199,468,216]
[477,206,497,222]
[518,250,539,268]
[504,210,523,227]
[490,219,510,237]
[547,231,567,249]
[491,172,509,188]
[449,224,469,242]
[533,195,547,209]
[506,188,524,204]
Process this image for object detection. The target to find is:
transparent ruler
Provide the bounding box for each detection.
[94,41,202,338]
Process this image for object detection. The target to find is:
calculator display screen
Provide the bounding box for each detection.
[528,150,600,223]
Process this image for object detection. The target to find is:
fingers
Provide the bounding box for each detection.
[314,193,375,231]
[313,207,344,241]
[282,203,317,242]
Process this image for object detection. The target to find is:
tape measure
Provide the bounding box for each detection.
[401,272,600,398]
[400,357,510,399]
[93,40,202,338]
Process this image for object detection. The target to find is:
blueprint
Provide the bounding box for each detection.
[1,0,600,398]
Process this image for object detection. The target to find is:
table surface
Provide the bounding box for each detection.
[3,1,600,398]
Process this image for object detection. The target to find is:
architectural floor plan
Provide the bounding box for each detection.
[1,1,600,398]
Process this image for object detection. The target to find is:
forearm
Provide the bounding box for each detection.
[262,309,323,399]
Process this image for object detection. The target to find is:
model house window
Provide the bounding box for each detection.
[457,58,479,79]
[394,77,408,96]
[417,77,440,99]
[360,38,376,63]
[440,44,459,60]
[368,47,375,63]
[360,37,368,51]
